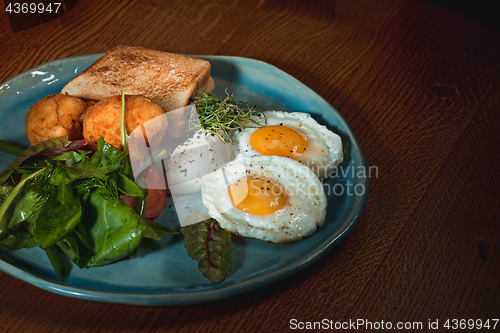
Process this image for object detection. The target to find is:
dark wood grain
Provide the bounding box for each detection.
[1,0,499,332]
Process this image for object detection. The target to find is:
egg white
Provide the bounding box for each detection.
[166,129,237,195]
[233,111,343,179]
[201,154,327,244]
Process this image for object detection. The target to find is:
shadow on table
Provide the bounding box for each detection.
[428,0,499,31]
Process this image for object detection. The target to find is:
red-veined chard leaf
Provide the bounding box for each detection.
[180,211,232,283]
[0,136,86,185]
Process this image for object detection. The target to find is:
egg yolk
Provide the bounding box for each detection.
[228,176,287,216]
[249,125,308,159]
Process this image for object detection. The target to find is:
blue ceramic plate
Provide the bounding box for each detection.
[0,54,368,305]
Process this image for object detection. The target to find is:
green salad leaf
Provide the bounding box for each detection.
[32,187,82,250]
[45,245,72,282]
[0,140,25,156]
[0,136,86,185]
[180,211,232,283]
[0,168,47,238]
[81,187,146,267]
[0,229,37,250]
[56,232,81,265]
[0,134,176,280]
[0,186,44,229]
[116,172,143,197]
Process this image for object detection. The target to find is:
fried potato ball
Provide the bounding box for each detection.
[83,95,168,152]
[25,94,87,146]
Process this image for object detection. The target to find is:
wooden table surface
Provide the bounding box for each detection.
[1,0,499,331]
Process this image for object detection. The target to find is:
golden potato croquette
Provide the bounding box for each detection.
[83,95,168,152]
[25,94,87,146]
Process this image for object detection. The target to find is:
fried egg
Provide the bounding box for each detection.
[201,154,327,244]
[233,111,343,179]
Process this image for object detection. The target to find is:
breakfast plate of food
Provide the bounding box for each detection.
[0,47,368,305]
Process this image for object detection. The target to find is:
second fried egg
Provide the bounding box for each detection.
[233,111,343,179]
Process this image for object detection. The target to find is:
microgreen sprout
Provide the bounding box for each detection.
[190,91,266,141]
[120,90,128,152]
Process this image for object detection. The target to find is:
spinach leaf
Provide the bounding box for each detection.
[1,188,46,229]
[79,137,128,176]
[32,185,82,250]
[49,139,127,187]
[180,212,232,283]
[142,218,179,240]
[81,187,145,267]
[116,172,143,197]
[45,245,72,282]
[56,232,80,263]
[50,150,90,167]
[0,229,37,250]
[0,168,46,239]
[56,232,93,268]
[49,165,97,187]
[0,185,13,199]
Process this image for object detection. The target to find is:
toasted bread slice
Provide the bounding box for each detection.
[61,45,214,111]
